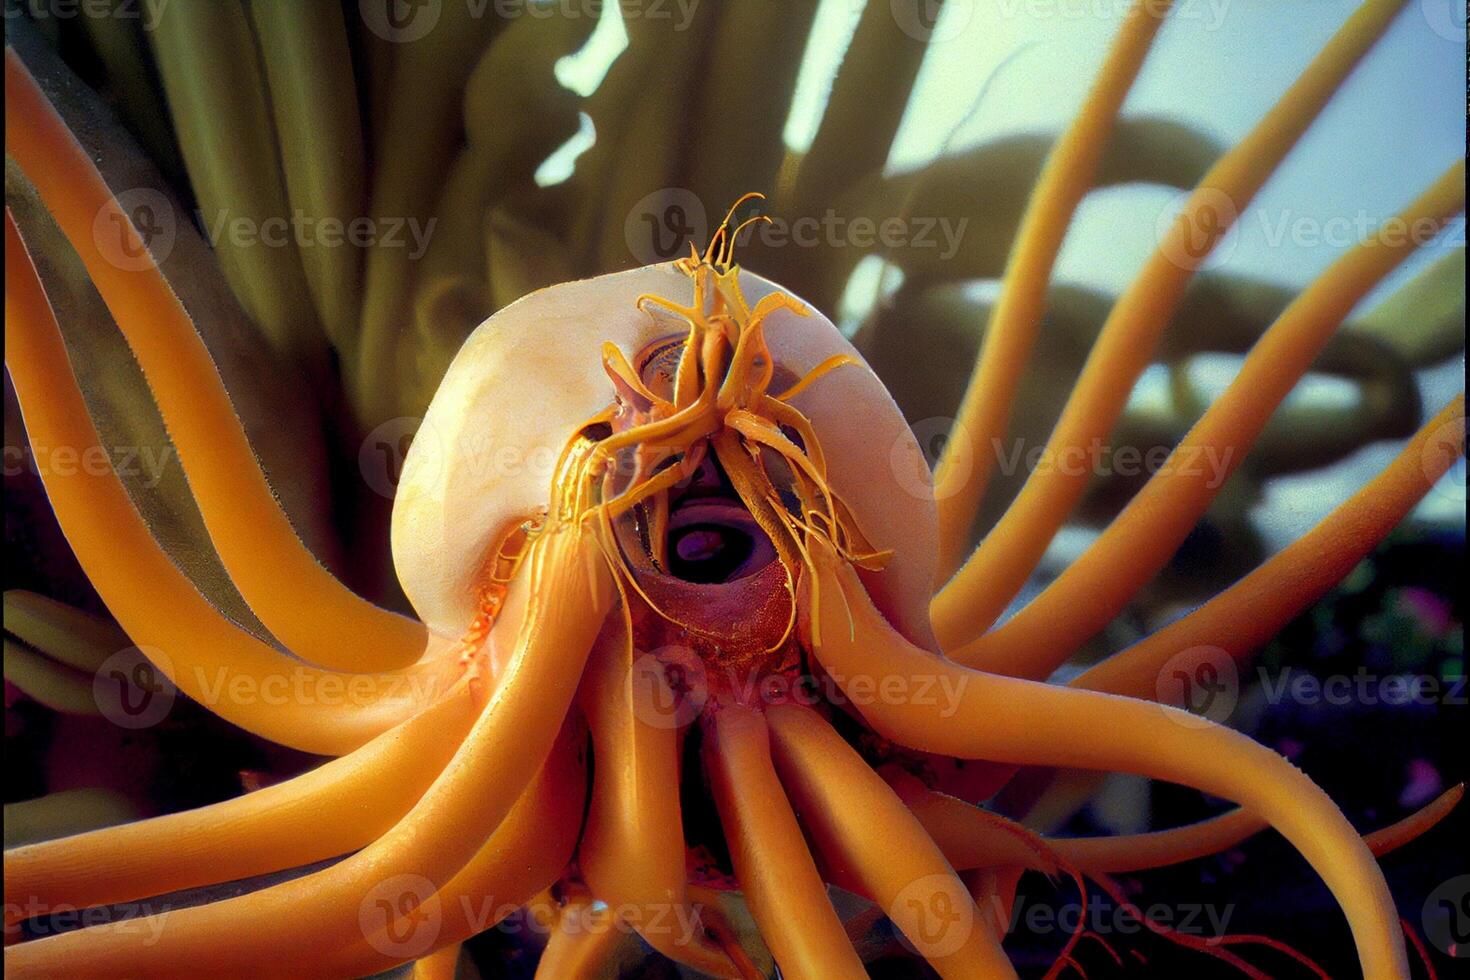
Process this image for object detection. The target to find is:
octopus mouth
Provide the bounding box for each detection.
[609,447,793,652]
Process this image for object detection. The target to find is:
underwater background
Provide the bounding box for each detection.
[5,1,1465,976]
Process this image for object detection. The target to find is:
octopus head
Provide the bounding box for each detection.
[391,217,940,684]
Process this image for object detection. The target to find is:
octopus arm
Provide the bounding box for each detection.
[934,0,1171,577]
[804,534,1409,978]
[576,622,739,978]
[704,704,868,980]
[956,162,1466,676]
[4,50,426,673]
[3,522,610,979]
[766,702,1019,980]
[898,779,1461,874]
[328,716,589,978]
[1076,396,1466,699]
[934,0,1414,650]
[5,211,437,755]
[3,686,477,936]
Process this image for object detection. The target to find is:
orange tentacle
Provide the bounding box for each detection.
[953,162,1465,675]
[704,705,867,979]
[902,782,1461,874]
[329,716,589,977]
[4,523,610,979]
[576,629,737,978]
[410,943,462,980]
[933,0,1413,649]
[1074,396,1465,701]
[804,534,1408,978]
[766,703,1019,979]
[6,209,450,755]
[4,49,426,672]
[532,893,630,980]
[3,686,477,934]
[934,0,1174,578]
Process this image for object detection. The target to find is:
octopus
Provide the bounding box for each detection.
[1,0,1465,978]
